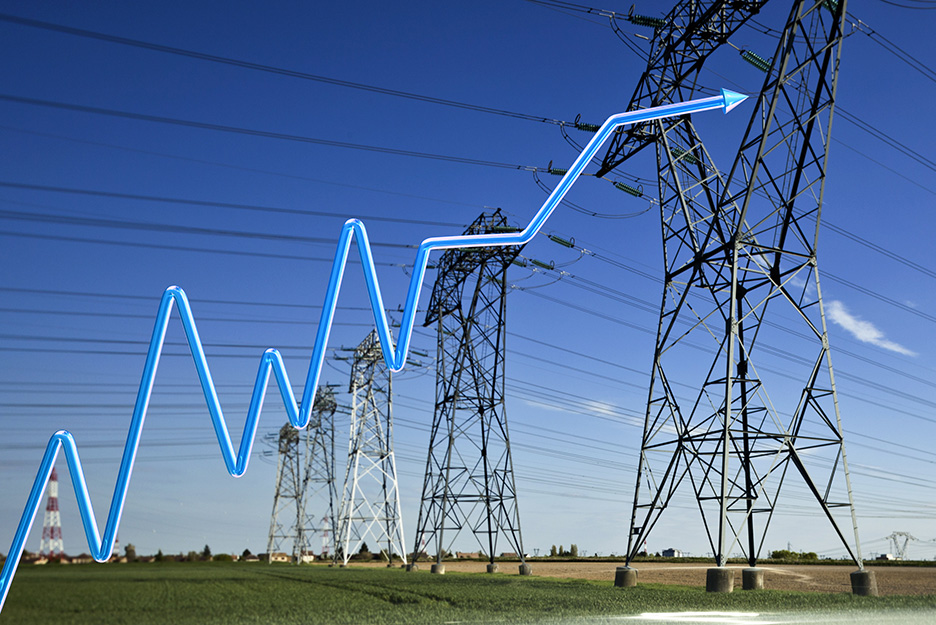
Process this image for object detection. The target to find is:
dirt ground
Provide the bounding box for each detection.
[394,560,936,596]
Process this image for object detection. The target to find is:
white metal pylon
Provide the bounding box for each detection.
[335,330,406,566]
[266,387,337,563]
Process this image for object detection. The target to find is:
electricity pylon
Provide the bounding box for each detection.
[602,0,867,581]
[334,330,407,566]
[267,387,337,562]
[410,210,530,575]
[886,532,917,561]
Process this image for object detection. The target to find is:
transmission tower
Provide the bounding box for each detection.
[38,467,63,558]
[602,0,870,592]
[334,329,407,566]
[410,209,530,575]
[886,532,918,561]
[267,387,337,563]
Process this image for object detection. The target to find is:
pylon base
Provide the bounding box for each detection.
[614,566,638,587]
[706,567,734,593]
[742,567,764,590]
[850,569,878,596]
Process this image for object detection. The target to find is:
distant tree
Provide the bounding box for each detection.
[154,549,164,562]
[202,545,212,560]
[186,551,200,562]
[125,543,137,562]
[242,548,252,559]
[358,542,370,555]
[549,545,557,557]
[569,544,579,558]
[214,553,233,562]
[559,545,564,557]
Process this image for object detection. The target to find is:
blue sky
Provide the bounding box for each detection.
[1,0,934,565]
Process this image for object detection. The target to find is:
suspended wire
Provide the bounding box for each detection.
[531,169,653,219]
[0,93,551,172]
[0,181,464,228]
[0,12,570,126]
[0,207,416,249]
[833,138,936,198]
[837,108,936,174]
[0,124,484,210]
[874,0,936,9]
[0,227,403,266]
[840,13,936,85]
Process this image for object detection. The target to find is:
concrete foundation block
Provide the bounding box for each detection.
[486,563,499,574]
[850,569,878,596]
[742,567,764,590]
[614,566,638,588]
[405,563,419,572]
[431,563,446,575]
[706,567,734,593]
[519,563,533,576]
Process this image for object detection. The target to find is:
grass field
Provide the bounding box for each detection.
[2,562,935,624]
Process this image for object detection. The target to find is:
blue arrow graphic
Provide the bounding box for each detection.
[0,89,746,612]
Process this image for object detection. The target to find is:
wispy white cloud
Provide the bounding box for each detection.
[826,300,917,357]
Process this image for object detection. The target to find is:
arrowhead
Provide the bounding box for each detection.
[721,89,748,114]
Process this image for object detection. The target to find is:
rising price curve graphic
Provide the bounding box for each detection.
[0,89,746,612]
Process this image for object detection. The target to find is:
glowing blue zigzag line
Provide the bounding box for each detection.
[0,89,746,612]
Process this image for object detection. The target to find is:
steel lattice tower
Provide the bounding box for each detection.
[335,329,406,566]
[601,0,866,577]
[410,210,530,575]
[267,387,337,563]
[39,467,63,557]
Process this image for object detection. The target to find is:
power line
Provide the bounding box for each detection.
[0,124,484,210]
[0,181,464,228]
[874,0,936,9]
[0,207,414,249]
[0,93,545,172]
[0,12,570,126]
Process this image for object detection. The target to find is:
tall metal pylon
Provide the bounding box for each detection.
[267,387,337,563]
[602,0,866,576]
[334,330,406,566]
[38,467,63,557]
[410,209,530,575]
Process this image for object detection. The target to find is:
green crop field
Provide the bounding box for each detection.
[2,563,935,624]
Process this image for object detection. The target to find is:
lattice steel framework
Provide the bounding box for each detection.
[411,210,527,570]
[598,0,768,177]
[335,330,406,566]
[267,387,337,562]
[38,467,63,557]
[602,0,864,568]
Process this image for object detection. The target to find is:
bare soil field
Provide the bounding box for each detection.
[397,560,936,596]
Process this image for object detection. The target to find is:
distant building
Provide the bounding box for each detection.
[662,548,683,558]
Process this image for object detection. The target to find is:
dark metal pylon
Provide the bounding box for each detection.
[602,0,865,571]
[267,387,337,562]
[334,330,406,566]
[410,210,530,574]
